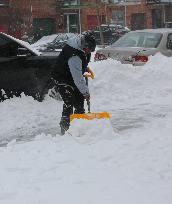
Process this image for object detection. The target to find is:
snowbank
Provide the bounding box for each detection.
[0,53,172,204]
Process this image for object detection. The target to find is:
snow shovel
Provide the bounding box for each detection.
[70,99,110,121]
[70,74,110,121]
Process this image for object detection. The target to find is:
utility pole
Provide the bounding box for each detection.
[96,0,104,47]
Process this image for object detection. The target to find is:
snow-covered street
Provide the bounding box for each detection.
[0,54,172,204]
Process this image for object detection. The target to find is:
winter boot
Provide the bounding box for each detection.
[59,116,70,135]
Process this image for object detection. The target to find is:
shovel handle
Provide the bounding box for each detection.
[85,77,91,113]
[87,99,91,113]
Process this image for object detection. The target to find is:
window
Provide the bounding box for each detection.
[111,10,124,26]
[167,34,172,50]
[64,14,79,33]
[112,32,162,48]
[0,35,19,57]
[63,0,78,6]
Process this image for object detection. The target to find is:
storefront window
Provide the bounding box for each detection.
[64,14,79,33]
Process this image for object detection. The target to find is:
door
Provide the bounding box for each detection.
[64,13,79,33]
[0,34,24,94]
[152,9,163,28]
[166,33,172,56]
[131,13,146,30]
[0,33,41,98]
[111,10,125,26]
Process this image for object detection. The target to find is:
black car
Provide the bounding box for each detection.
[0,32,57,102]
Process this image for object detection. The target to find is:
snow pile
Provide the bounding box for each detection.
[68,118,115,143]
[0,53,172,204]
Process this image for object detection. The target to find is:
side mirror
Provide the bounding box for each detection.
[17,47,32,57]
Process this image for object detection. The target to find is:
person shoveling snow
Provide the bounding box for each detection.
[51,31,110,135]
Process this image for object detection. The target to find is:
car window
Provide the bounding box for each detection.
[167,33,172,50]
[0,36,20,57]
[112,32,162,48]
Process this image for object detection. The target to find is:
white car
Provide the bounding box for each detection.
[95,28,172,66]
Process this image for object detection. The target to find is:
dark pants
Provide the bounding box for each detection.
[57,83,85,131]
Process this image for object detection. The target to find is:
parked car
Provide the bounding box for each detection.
[93,24,129,45]
[31,33,76,53]
[0,32,57,101]
[94,28,172,66]
[30,34,59,52]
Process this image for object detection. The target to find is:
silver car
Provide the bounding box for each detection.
[95,28,172,66]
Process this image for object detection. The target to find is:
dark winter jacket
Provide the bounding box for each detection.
[52,35,90,96]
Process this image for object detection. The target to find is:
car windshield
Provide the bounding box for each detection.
[111,32,162,48]
[52,33,76,44]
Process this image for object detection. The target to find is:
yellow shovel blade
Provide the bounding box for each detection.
[70,112,110,121]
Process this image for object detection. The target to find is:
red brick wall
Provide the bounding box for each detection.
[0,7,9,32]
[4,0,168,38]
[80,0,106,31]
[80,0,165,31]
[106,2,152,30]
[9,0,58,36]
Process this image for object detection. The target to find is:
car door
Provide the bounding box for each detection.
[0,33,53,100]
[0,34,24,97]
[166,33,172,56]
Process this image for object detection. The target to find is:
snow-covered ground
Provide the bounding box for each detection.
[0,54,172,204]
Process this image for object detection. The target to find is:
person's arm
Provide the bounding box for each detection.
[68,56,89,97]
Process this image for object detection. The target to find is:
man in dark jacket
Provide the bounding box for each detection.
[51,32,96,135]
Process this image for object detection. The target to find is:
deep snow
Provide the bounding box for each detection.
[0,53,172,204]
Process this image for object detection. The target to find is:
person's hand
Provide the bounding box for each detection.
[87,67,95,79]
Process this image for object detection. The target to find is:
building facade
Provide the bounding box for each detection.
[60,0,172,32]
[0,0,171,39]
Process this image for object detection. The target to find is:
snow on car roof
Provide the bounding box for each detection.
[31,34,58,47]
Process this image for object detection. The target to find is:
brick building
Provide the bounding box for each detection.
[0,0,59,38]
[9,0,58,39]
[0,0,10,33]
[60,0,172,32]
[0,0,171,39]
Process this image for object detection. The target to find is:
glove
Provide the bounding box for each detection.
[83,67,95,79]
[87,67,95,79]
